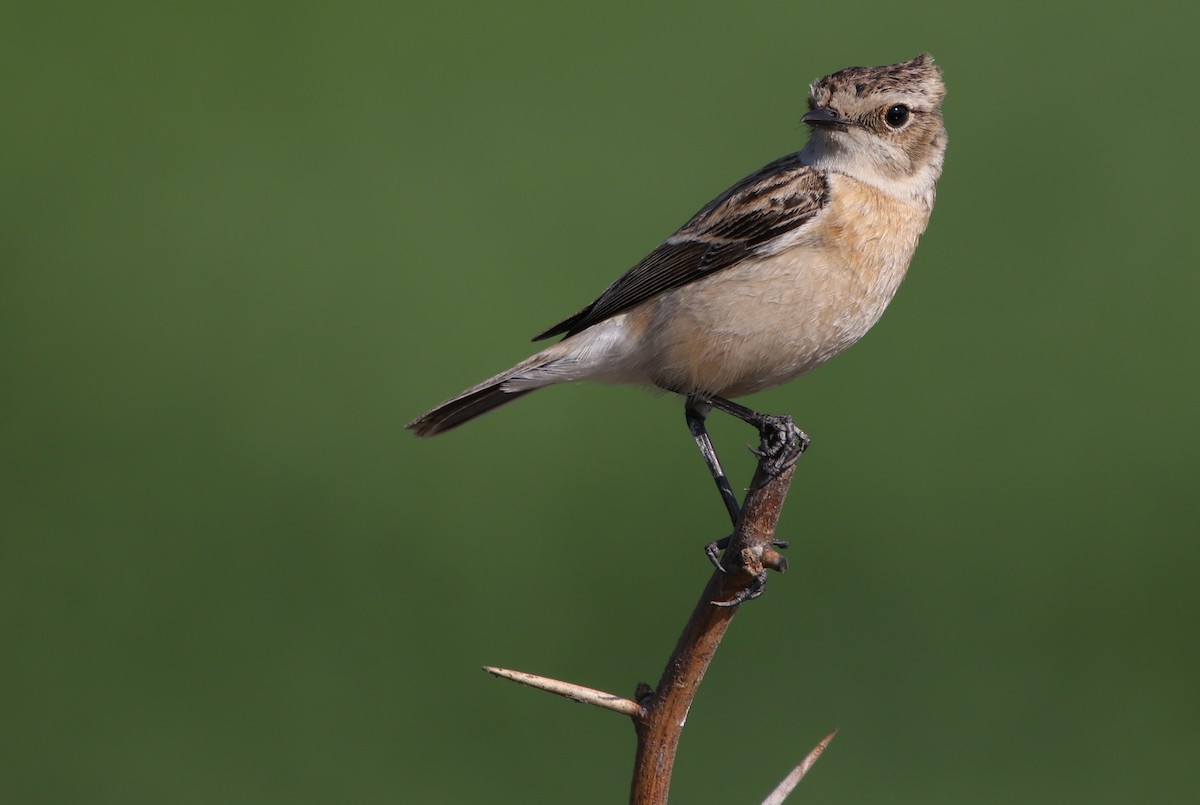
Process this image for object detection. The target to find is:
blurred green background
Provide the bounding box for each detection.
[3,1,1198,802]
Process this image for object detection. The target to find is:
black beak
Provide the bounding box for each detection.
[802,107,850,131]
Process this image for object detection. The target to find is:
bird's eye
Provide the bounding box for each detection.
[884,104,910,128]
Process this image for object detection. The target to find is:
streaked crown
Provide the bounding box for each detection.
[808,53,945,110]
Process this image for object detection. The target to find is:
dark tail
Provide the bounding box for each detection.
[406,349,564,437]
[406,382,536,437]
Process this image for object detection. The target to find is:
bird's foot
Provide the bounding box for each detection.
[750,414,809,482]
[704,535,790,573]
[711,571,768,607]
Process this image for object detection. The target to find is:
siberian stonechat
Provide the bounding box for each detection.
[409,55,947,524]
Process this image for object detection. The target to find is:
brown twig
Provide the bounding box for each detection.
[628,444,798,804]
[484,425,827,803]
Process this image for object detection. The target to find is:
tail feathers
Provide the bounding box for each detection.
[406,382,535,437]
[406,352,560,437]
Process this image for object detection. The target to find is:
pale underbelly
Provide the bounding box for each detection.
[640,250,906,397]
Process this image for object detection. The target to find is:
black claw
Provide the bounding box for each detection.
[704,539,728,572]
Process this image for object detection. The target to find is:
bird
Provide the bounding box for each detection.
[408,54,947,528]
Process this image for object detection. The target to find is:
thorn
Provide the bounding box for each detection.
[482,666,645,718]
[760,728,839,804]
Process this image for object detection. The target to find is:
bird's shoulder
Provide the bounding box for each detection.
[534,154,829,341]
[677,153,830,248]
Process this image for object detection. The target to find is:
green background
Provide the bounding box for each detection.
[4,1,1198,802]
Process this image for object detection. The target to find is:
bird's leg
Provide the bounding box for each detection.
[685,400,743,572]
[706,396,810,485]
[685,397,792,573]
[684,399,742,528]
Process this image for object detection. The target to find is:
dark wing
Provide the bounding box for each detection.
[533,153,829,341]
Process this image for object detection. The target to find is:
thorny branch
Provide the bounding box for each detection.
[486,425,834,803]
